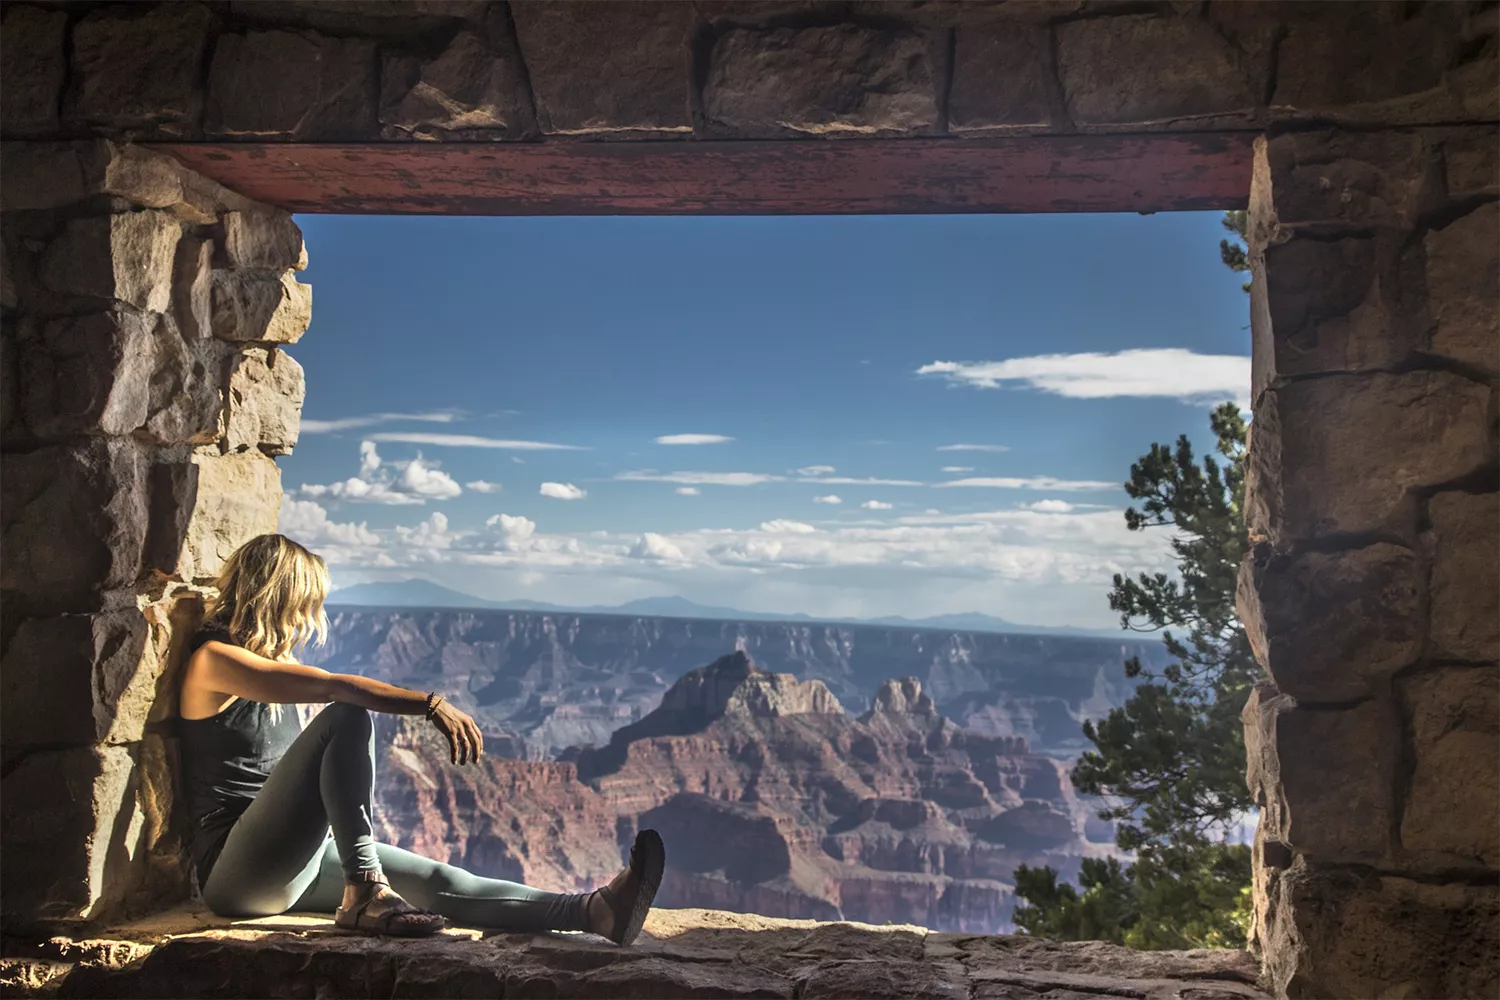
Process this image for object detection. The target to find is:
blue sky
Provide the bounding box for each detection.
[278,211,1250,627]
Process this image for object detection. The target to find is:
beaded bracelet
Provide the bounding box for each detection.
[424,691,444,719]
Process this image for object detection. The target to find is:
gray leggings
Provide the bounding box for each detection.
[200,701,590,931]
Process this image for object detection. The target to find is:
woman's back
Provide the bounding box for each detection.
[178,624,303,884]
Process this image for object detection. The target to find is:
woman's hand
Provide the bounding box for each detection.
[428,699,485,765]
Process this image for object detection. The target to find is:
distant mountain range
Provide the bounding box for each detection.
[325,578,1130,639]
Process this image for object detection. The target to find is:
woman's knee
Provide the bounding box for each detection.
[322,701,373,736]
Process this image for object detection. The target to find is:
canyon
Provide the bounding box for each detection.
[368,645,1130,933]
[309,607,1167,759]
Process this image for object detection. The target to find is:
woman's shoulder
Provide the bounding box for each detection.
[186,620,236,658]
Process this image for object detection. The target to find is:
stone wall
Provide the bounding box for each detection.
[0,3,1496,997]
[0,1,1494,145]
[0,142,308,924]
[1239,126,1499,999]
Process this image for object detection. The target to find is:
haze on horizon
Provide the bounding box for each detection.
[278,212,1250,630]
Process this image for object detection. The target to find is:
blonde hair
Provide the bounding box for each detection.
[205,534,331,662]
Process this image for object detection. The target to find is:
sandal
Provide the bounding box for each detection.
[594,829,666,946]
[334,871,446,938]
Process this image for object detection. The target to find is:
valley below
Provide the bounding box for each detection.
[308,607,1167,932]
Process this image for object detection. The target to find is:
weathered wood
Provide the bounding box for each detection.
[152,136,1254,216]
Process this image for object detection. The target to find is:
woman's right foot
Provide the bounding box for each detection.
[586,829,666,946]
[335,874,446,937]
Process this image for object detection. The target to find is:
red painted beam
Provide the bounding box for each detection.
[152,135,1254,217]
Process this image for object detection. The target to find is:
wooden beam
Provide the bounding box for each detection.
[152,135,1254,217]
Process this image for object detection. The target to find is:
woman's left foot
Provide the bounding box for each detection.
[587,829,665,946]
[335,872,445,938]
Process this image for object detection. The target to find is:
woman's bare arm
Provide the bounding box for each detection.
[188,641,485,763]
[193,641,429,715]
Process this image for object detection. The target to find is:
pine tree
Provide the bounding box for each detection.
[1011,212,1257,950]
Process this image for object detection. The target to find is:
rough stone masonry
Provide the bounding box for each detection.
[0,3,1495,999]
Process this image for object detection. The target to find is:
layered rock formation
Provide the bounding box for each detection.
[372,652,1116,934]
[309,607,1166,759]
[0,905,1270,1000]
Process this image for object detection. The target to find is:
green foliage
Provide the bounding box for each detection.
[1013,846,1254,951]
[1219,210,1251,292]
[1077,402,1257,854]
[1010,214,1259,950]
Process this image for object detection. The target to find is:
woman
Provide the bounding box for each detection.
[177,533,665,940]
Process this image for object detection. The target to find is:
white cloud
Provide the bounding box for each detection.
[676,487,702,496]
[630,532,686,560]
[1020,499,1077,513]
[359,440,382,477]
[802,476,924,486]
[760,519,818,534]
[278,499,380,547]
[917,349,1251,407]
[617,470,785,487]
[301,442,463,506]
[941,466,975,473]
[397,458,462,500]
[294,499,1178,627]
[540,482,587,500]
[394,511,454,549]
[655,434,734,445]
[935,476,1118,492]
[797,465,836,476]
[937,444,1010,454]
[301,478,426,505]
[511,456,525,464]
[301,412,457,434]
[813,494,843,505]
[485,513,537,550]
[465,480,503,493]
[861,500,893,510]
[368,432,585,451]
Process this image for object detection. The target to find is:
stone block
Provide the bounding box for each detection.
[1263,129,1433,233]
[40,211,181,313]
[706,24,939,137]
[0,608,156,749]
[0,5,66,135]
[1260,234,1422,378]
[20,310,156,439]
[948,22,1054,132]
[225,347,305,456]
[1271,3,1474,121]
[1246,371,1494,544]
[210,269,312,344]
[1426,491,1500,663]
[231,0,488,41]
[1241,681,1293,832]
[0,141,247,222]
[1441,127,1499,202]
[1271,700,1397,863]
[220,211,307,271]
[1,439,148,617]
[1424,201,1499,375]
[205,30,377,140]
[1400,667,1500,867]
[68,3,214,133]
[172,236,214,341]
[379,28,526,137]
[1261,860,1499,1000]
[1239,543,1422,703]
[141,321,225,447]
[176,450,283,583]
[511,1,693,134]
[1055,14,1257,126]
[0,742,169,924]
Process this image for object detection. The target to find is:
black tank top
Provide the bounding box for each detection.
[178,624,303,885]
